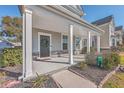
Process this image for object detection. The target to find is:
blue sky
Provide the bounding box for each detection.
[0,5,20,17]
[82,5,124,27]
[0,5,124,28]
[0,5,21,25]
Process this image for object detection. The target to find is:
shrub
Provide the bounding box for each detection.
[110,52,120,65]
[0,72,6,77]
[103,54,112,69]
[85,52,97,65]
[0,48,22,67]
[103,52,120,70]
[32,73,48,88]
[78,61,87,70]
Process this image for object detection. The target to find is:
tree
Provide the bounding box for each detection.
[1,16,22,44]
[2,16,12,25]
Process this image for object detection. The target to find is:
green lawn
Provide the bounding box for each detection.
[120,56,124,65]
[103,72,124,88]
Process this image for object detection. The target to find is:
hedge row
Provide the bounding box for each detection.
[0,48,22,67]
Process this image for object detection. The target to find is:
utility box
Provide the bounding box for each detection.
[96,55,103,68]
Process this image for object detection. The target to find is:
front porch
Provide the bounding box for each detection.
[22,6,104,79]
[32,53,85,76]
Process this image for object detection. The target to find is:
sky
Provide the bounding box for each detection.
[0,5,21,25]
[0,5,124,28]
[82,5,124,27]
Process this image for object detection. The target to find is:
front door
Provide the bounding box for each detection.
[40,35,50,57]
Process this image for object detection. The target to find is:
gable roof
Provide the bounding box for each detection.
[91,15,113,26]
[115,26,123,31]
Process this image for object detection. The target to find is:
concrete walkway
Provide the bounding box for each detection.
[52,70,97,88]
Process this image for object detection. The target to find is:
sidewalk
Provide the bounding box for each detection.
[52,70,97,88]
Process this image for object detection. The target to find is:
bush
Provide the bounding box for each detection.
[0,48,22,67]
[85,52,97,65]
[103,52,120,69]
[32,73,48,88]
[103,54,112,69]
[111,52,120,65]
[78,61,87,70]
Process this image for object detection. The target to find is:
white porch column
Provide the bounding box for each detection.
[69,25,73,65]
[23,9,33,78]
[115,38,117,47]
[90,36,92,47]
[97,35,100,53]
[87,31,91,53]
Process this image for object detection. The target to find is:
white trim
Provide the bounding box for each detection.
[38,32,51,58]
[25,9,32,14]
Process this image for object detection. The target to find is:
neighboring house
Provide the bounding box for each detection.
[92,15,117,49]
[115,26,123,45]
[0,40,14,50]
[0,25,2,32]
[19,5,104,79]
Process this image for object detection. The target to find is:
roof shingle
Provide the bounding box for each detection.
[115,26,123,31]
[91,15,113,26]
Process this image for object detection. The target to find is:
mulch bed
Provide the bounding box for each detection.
[68,64,116,86]
[0,65,22,79]
[0,65,58,88]
[11,76,58,88]
[0,65,22,87]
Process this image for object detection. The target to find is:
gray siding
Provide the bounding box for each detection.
[98,24,110,48]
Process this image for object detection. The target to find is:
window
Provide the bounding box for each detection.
[83,39,87,47]
[75,37,81,49]
[112,39,115,46]
[63,35,68,50]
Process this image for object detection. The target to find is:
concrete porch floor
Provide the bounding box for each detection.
[32,61,69,76]
[32,54,85,76]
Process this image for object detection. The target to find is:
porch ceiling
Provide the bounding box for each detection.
[31,6,101,37]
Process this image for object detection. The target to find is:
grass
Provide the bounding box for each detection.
[120,56,124,65]
[103,72,124,88]
[0,72,6,85]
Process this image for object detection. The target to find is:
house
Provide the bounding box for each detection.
[92,15,117,49]
[0,40,14,50]
[0,25,2,32]
[19,5,104,79]
[115,26,123,45]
